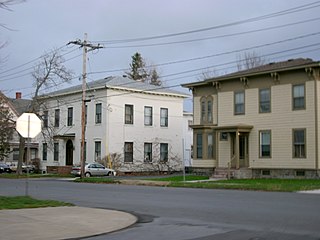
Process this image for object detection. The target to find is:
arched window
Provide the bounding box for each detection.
[207,96,213,123]
[200,97,206,123]
[200,96,213,124]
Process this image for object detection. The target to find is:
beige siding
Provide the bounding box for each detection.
[213,94,218,125]
[218,137,231,168]
[193,96,201,125]
[193,159,216,168]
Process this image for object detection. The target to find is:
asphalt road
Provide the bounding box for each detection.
[1,178,320,240]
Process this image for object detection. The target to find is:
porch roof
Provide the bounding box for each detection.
[214,124,253,132]
[191,124,253,132]
[53,133,76,139]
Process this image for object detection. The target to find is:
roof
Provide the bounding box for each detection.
[0,91,31,116]
[8,98,32,115]
[182,58,320,88]
[41,76,189,98]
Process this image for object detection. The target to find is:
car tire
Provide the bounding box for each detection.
[85,172,91,177]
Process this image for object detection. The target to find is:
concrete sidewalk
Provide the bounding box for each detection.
[0,206,137,240]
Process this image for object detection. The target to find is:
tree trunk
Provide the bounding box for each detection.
[16,135,25,175]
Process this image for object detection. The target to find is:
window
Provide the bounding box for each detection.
[207,133,213,159]
[94,141,101,161]
[67,107,73,126]
[293,129,306,158]
[95,103,102,124]
[160,108,168,127]
[259,89,271,113]
[293,84,305,110]
[296,170,305,176]
[160,143,168,162]
[201,98,206,123]
[42,143,47,161]
[125,104,133,124]
[12,148,19,161]
[196,133,203,159]
[54,143,59,161]
[43,111,48,128]
[262,170,271,176]
[235,91,245,115]
[259,130,271,158]
[124,142,133,163]
[207,99,213,123]
[200,97,213,124]
[54,109,60,127]
[144,143,152,162]
[144,106,153,126]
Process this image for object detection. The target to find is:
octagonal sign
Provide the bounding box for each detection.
[16,113,42,138]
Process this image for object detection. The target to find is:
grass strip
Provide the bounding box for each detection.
[143,175,209,182]
[74,177,118,184]
[170,179,320,192]
[0,196,73,210]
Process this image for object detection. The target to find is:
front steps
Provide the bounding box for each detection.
[211,168,235,179]
[211,167,253,179]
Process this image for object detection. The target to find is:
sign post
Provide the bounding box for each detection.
[16,113,42,196]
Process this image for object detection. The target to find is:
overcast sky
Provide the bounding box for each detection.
[1,0,320,111]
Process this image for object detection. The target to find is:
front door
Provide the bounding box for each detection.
[239,135,249,167]
[231,133,249,168]
[66,140,73,166]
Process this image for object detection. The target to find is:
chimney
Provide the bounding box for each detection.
[16,92,22,99]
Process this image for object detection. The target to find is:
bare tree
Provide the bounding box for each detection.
[0,0,24,10]
[197,68,218,81]
[109,139,182,175]
[236,51,266,71]
[16,49,73,175]
[0,0,25,30]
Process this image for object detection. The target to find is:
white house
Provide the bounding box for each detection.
[37,76,189,174]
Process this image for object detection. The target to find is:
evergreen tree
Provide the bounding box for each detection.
[127,52,162,85]
[127,52,148,81]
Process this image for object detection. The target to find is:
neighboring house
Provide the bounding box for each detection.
[182,112,193,169]
[182,58,320,178]
[37,76,188,173]
[0,92,39,163]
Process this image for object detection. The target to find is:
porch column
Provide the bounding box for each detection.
[235,130,240,169]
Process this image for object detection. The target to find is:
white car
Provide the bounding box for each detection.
[71,163,116,177]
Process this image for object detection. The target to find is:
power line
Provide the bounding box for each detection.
[87,31,320,76]
[2,3,320,79]
[0,45,72,75]
[102,17,320,49]
[92,1,320,44]
[4,40,320,102]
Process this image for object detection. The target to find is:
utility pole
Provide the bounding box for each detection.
[68,33,103,178]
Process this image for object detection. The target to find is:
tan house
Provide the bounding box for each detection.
[0,91,39,163]
[182,58,320,178]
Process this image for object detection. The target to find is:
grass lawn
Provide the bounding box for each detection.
[0,196,73,210]
[170,179,320,192]
[0,173,74,179]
